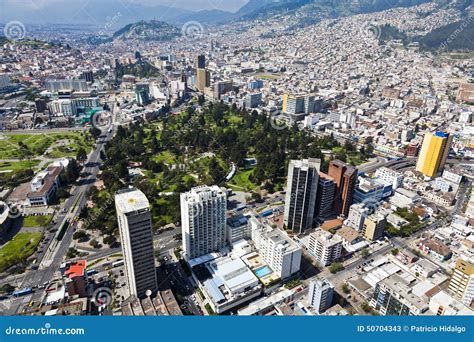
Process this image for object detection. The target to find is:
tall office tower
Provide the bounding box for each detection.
[284,159,321,234]
[448,259,474,308]
[328,160,357,218]
[181,185,227,259]
[362,213,386,241]
[314,172,335,220]
[282,94,315,121]
[307,279,334,313]
[416,131,453,178]
[196,69,211,92]
[195,55,206,69]
[81,70,94,83]
[115,188,158,298]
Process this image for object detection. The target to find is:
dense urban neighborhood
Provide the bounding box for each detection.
[0,0,473,318]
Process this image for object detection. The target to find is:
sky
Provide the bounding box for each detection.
[0,0,249,12]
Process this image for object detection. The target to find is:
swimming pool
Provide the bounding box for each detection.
[255,266,272,278]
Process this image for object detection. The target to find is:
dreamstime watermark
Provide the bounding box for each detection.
[81,196,114,228]
[91,110,113,130]
[181,21,205,42]
[439,15,474,50]
[366,23,382,40]
[3,21,26,41]
[4,323,85,336]
[270,114,291,131]
[2,200,25,219]
[92,287,113,308]
[89,12,123,44]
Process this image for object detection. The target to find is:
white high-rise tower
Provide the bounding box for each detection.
[115,188,158,298]
[181,185,227,259]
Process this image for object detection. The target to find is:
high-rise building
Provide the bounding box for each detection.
[245,93,262,108]
[448,259,474,308]
[115,188,158,298]
[284,158,321,234]
[416,132,453,178]
[81,71,94,83]
[307,229,342,266]
[249,217,301,279]
[181,185,227,259]
[213,80,233,99]
[282,94,316,121]
[362,213,386,241]
[196,69,211,92]
[345,203,370,231]
[328,160,357,218]
[195,55,206,69]
[308,279,334,313]
[314,172,335,221]
[135,83,151,105]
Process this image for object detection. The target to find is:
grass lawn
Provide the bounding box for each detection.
[0,160,40,172]
[154,151,177,165]
[0,132,92,159]
[254,73,280,80]
[227,169,258,192]
[22,215,53,228]
[0,232,42,272]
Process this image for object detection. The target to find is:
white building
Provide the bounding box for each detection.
[249,217,301,279]
[181,185,227,259]
[375,167,404,190]
[115,188,158,298]
[345,203,370,231]
[307,229,343,266]
[308,278,334,314]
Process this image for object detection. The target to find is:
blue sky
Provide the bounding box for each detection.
[0,0,249,12]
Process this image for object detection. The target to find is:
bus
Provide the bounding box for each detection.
[86,269,98,276]
[12,288,33,297]
[112,260,124,268]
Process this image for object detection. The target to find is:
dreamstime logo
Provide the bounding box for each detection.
[366,24,382,40]
[182,21,205,42]
[270,115,290,131]
[92,287,113,308]
[3,21,26,41]
[91,110,113,130]
[5,201,24,219]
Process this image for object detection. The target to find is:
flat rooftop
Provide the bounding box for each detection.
[115,188,150,213]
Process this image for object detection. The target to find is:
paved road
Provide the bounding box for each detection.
[0,127,114,314]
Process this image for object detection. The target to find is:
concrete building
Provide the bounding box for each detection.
[196,69,210,92]
[245,93,262,108]
[448,259,474,308]
[195,55,206,69]
[307,229,343,266]
[345,203,370,231]
[45,79,88,92]
[362,213,386,241]
[250,217,301,279]
[181,185,227,259]
[375,167,404,190]
[284,159,320,234]
[328,160,357,218]
[314,172,335,220]
[282,94,315,121]
[0,74,11,89]
[115,188,158,298]
[226,214,251,246]
[416,132,453,178]
[308,278,334,314]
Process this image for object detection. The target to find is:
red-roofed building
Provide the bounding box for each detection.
[63,260,88,297]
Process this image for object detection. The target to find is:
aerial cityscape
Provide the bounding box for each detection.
[0,0,473,319]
